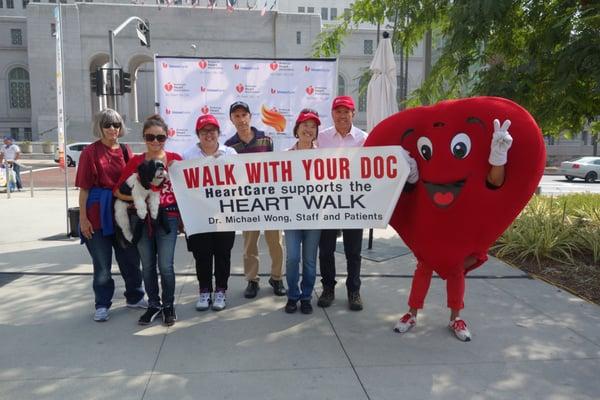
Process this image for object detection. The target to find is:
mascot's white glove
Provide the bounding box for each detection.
[489,119,513,166]
[399,147,419,184]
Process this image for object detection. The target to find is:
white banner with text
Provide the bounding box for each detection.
[170,146,409,234]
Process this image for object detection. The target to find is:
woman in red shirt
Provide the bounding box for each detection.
[115,114,182,326]
[75,108,145,323]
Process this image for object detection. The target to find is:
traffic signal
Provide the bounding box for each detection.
[120,71,132,94]
[90,69,102,96]
[137,19,150,48]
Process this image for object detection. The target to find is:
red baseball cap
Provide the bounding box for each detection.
[331,95,355,111]
[195,114,220,132]
[295,110,321,127]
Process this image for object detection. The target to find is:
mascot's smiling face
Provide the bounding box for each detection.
[402,116,490,209]
[365,97,546,273]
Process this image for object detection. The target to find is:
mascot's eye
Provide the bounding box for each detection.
[450,133,471,159]
[417,137,433,160]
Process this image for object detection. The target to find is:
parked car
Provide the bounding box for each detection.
[559,156,600,183]
[53,142,91,167]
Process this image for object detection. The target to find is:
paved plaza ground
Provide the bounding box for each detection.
[0,188,599,399]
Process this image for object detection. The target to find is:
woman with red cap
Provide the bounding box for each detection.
[183,114,237,312]
[283,108,322,314]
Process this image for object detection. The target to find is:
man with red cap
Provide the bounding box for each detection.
[316,95,368,311]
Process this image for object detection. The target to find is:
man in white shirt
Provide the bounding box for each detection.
[0,136,22,190]
[316,96,369,311]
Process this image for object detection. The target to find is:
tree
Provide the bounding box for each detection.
[314,0,600,143]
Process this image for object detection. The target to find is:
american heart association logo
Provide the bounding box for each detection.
[304,65,310,72]
[270,88,276,94]
[200,86,207,92]
[234,64,240,70]
[269,62,278,71]
[236,83,245,93]
[305,86,314,95]
[164,82,174,92]
[198,60,208,69]
[165,108,172,115]
[167,128,176,138]
[162,62,168,69]
[201,106,209,114]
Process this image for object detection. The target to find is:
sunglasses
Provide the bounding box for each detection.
[102,122,122,129]
[144,134,168,143]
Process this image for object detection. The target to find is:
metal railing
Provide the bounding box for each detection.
[2,161,34,199]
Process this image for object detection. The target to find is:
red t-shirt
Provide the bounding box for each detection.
[114,152,182,210]
[75,141,133,230]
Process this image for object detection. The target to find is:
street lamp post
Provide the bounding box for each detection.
[108,16,150,112]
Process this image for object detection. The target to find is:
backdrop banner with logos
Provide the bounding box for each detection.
[170,146,409,235]
[155,56,337,155]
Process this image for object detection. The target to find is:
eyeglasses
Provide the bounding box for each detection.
[144,134,167,143]
[199,128,219,136]
[102,122,122,129]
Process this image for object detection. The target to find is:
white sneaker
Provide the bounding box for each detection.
[212,291,227,311]
[195,292,211,311]
[449,317,472,342]
[393,312,416,333]
[93,307,110,322]
[126,298,148,309]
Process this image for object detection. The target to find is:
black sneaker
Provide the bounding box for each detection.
[244,281,260,298]
[269,278,287,296]
[162,305,177,326]
[138,306,162,325]
[284,299,298,314]
[300,300,313,314]
[317,287,335,308]
[348,291,363,311]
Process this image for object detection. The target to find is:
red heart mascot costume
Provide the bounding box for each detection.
[364,97,545,341]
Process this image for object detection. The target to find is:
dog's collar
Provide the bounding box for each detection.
[150,184,162,192]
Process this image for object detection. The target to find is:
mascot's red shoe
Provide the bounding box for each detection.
[364,97,545,278]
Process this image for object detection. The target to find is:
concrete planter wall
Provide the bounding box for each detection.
[42,143,54,154]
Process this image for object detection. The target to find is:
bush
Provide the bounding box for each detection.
[492,194,600,265]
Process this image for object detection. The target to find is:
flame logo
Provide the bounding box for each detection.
[260,104,286,133]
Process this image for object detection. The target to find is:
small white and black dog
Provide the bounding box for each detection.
[115,159,168,244]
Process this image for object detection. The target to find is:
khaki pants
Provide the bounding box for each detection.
[243,230,283,282]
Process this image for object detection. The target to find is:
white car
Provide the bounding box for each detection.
[54,142,91,167]
[559,156,600,183]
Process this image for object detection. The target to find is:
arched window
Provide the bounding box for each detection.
[9,67,31,109]
[358,74,369,112]
[338,74,346,96]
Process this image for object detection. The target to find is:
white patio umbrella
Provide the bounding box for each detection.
[366,33,398,249]
[366,33,398,132]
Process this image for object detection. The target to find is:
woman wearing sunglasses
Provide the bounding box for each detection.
[182,114,237,312]
[75,108,146,323]
[114,114,182,326]
[283,109,322,314]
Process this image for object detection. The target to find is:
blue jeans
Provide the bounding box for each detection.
[11,162,22,189]
[84,231,144,309]
[134,215,178,308]
[284,229,321,301]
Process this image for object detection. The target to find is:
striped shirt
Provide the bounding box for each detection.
[224,127,273,154]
